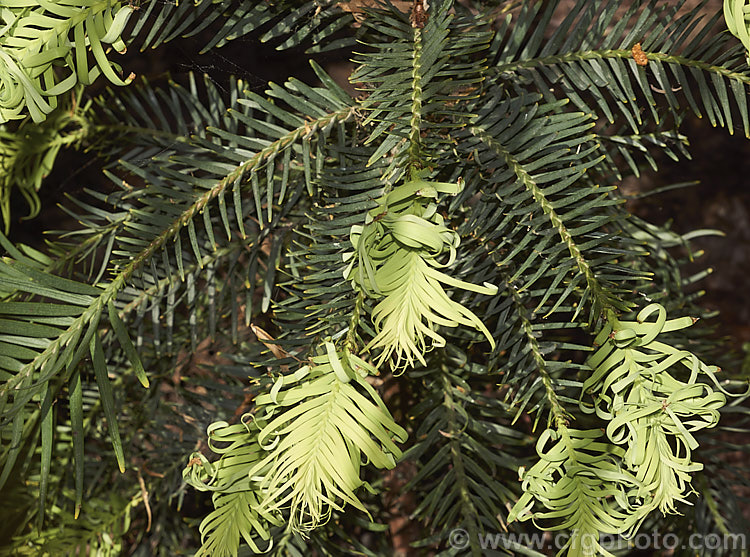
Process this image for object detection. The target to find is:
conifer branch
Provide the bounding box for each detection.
[441,373,483,557]
[469,124,622,321]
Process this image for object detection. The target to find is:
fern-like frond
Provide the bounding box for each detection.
[345,170,497,370]
[184,420,281,556]
[1,1,745,555]
[0,235,150,520]
[582,303,727,517]
[93,63,355,230]
[0,64,358,528]
[248,343,406,530]
[509,427,641,557]
[183,342,406,552]
[352,0,491,169]
[66,67,355,347]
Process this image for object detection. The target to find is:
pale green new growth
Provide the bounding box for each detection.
[0,0,749,556]
[345,171,498,370]
[184,343,406,551]
[511,304,729,555]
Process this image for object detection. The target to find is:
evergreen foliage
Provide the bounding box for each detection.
[0,0,749,555]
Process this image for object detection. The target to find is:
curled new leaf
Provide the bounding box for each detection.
[183,420,282,556]
[0,1,135,123]
[184,344,406,552]
[514,304,730,553]
[724,0,750,60]
[582,303,727,517]
[346,171,497,370]
[509,426,641,557]
[248,343,407,531]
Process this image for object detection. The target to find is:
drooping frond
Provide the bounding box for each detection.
[0,63,356,527]
[0,236,152,524]
[582,303,727,517]
[69,66,356,345]
[184,420,282,556]
[345,170,497,370]
[509,427,641,557]
[1,0,748,555]
[182,342,406,553]
[248,344,406,531]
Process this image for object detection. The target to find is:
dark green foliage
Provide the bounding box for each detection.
[0,1,749,556]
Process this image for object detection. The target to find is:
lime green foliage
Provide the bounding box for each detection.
[584,305,726,515]
[1,1,750,556]
[0,0,133,231]
[511,303,729,555]
[184,343,406,552]
[510,427,639,557]
[0,0,353,230]
[0,91,89,231]
[183,421,281,556]
[249,345,406,527]
[345,171,498,370]
[0,0,134,124]
[725,0,750,61]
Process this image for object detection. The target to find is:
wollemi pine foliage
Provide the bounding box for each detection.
[0,1,749,556]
